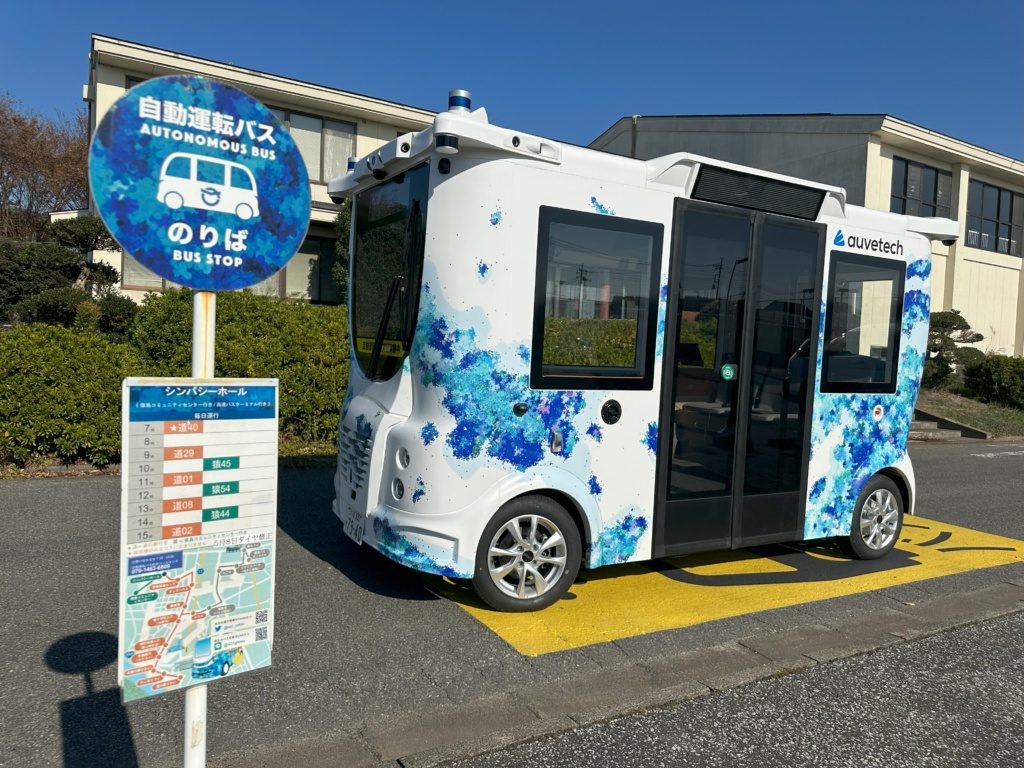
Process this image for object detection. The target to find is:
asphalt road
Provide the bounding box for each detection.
[0,440,1021,767]
[447,610,1024,768]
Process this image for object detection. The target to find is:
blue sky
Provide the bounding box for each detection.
[3,0,1022,158]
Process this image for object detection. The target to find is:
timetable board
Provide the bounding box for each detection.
[118,378,278,702]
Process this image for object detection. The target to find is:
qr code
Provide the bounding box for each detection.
[256,609,268,625]
[255,627,267,642]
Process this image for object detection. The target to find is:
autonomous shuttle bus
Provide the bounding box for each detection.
[327,91,957,612]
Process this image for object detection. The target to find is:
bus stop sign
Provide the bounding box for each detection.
[89,75,310,292]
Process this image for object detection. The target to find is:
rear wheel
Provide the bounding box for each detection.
[840,475,904,560]
[472,496,581,612]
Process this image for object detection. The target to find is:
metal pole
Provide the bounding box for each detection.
[184,684,207,768]
[191,291,216,379]
[185,290,216,768]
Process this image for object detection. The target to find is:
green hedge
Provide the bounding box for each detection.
[0,325,143,466]
[543,318,638,368]
[1,289,349,466]
[131,289,349,443]
[963,355,1024,410]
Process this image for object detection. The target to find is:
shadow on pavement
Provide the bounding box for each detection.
[46,631,139,768]
[277,468,438,601]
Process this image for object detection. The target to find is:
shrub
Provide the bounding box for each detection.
[98,293,139,341]
[132,289,348,442]
[0,241,82,319]
[12,286,94,327]
[923,309,984,389]
[73,300,101,332]
[0,325,143,466]
[963,355,1024,410]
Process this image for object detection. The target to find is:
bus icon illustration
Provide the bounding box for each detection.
[191,636,244,680]
[157,152,260,220]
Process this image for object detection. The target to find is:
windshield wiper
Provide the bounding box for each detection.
[367,275,404,380]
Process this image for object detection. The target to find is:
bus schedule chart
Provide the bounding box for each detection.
[124,382,277,544]
[119,378,278,702]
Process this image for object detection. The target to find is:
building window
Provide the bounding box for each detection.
[531,206,663,390]
[822,252,904,394]
[966,180,1022,256]
[269,108,354,183]
[249,235,339,303]
[890,157,951,218]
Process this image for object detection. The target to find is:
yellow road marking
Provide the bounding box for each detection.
[440,516,1023,656]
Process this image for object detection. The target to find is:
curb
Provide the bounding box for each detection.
[211,578,1024,768]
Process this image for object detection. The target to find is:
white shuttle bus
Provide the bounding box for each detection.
[327,91,957,612]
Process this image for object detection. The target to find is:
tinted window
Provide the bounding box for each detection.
[351,163,429,381]
[744,222,818,496]
[532,207,662,389]
[822,252,904,393]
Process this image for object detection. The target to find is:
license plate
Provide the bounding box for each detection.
[342,505,364,545]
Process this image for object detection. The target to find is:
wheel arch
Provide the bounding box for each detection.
[487,469,600,552]
[876,466,912,516]
[512,488,592,549]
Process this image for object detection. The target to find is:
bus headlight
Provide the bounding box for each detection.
[392,478,405,501]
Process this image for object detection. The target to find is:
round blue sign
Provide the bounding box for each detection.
[89,75,311,291]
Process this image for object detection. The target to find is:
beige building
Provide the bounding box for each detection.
[83,34,435,303]
[592,115,1024,355]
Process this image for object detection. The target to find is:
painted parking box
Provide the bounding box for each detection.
[440,516,1024,655]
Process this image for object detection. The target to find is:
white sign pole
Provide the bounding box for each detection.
[185,290,216,768]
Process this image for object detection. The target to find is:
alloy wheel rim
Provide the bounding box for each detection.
[859,488,899,550]
[487,514,568,600]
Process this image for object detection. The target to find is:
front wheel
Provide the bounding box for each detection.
[840,475,904,560]
[472,496,581,612]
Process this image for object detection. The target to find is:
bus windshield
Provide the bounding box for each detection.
[351,163,429,381]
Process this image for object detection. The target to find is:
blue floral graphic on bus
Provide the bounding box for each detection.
[655,281,669,358]
[804,257,931,538]
[414,284,585,472]
[421,422,439,445]
[372,517,468,578]
[643,422,658,455]
[589,512,648,567]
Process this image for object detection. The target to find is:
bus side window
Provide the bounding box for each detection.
[821,252,905,394]
[530,206,663,390]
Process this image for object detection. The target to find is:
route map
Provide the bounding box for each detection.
[119,378,277,702]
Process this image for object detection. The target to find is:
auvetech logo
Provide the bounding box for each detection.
[833,229,903,256]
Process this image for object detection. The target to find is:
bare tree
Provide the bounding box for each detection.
[0,95,90,241]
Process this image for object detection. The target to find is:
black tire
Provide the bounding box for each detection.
[220,662,229,676]
[472,496,582,612]
[839,474,904,560]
